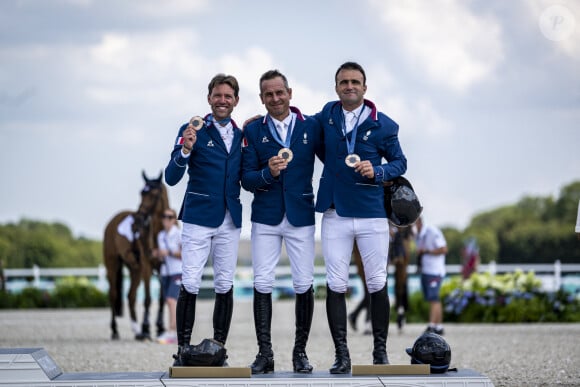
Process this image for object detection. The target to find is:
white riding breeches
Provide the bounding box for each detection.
[181,211,241,294]
[251,216,315,294]
[321,209,389,293]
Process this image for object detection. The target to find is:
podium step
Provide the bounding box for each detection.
[0,348,494,386]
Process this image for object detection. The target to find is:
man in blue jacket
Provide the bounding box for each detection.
[164,73,243,366]
[242,70,324,374]
[315,62,407,373]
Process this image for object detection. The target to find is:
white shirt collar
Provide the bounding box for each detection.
[271,112,294,128]
[342,104,365,118]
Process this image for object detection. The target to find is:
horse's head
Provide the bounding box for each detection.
[136,171,169,269]
[137,171,164,218]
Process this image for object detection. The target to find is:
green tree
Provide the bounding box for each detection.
[0,219,102,268]
[441,227,463,265]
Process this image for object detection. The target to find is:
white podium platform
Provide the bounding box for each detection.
[0,348,494,387]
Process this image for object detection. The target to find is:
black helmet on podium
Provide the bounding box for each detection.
[384,176,423,227]
[180,338,227,366]
[405,332,451,373]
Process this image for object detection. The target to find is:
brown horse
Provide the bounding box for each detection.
[390,226,413,330]
[103,171,169,340]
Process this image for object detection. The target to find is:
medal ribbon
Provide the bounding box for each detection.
[266,114,295,148]
[341,106,364,155]
[207,114,231,127]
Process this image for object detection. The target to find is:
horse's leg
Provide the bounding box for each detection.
[156,272,166,337]
[106,258,121,340]
[394,260,407,330]
[138,266,153,341]
[127,267,142,338]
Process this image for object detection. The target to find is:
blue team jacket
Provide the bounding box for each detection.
[314,99,407,218]
[241,107,324,227]
[165,115,243,228]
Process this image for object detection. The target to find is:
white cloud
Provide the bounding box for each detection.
[84,29,204,108]
[84,38,286,122]
[369,0,504,92]
[366,64,454,138]
[133,0,210,17]
[287,81,332,116]
[2,1,578,241]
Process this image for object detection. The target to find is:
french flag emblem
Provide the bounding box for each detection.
[176,137,185,146]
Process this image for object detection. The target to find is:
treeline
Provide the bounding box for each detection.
[1,181,579,268]
[0,219,101,268]
[442,181,580,264]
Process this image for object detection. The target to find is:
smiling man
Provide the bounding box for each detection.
[314,62,407,373]
[241,70,324,374]
[164,73,243,367]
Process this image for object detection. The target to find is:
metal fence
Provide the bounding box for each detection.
[4,261,580,295]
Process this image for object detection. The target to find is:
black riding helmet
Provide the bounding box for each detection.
[405,332,451,373]
[384,176,423,227]
[180,338,227,367]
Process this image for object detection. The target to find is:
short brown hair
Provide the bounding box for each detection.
[208,74,240,97]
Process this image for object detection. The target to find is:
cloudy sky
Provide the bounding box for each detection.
[1,0,578,240]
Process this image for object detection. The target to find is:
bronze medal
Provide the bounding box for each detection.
[345,153,360,167]
[189,116,204,131]
[278,148,294,163]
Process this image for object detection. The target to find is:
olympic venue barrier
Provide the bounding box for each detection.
[4,261,580,299]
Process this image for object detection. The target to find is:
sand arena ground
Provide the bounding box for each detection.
[0,300,579,386]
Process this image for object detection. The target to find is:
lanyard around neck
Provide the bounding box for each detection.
[341,106,365,155]
[266,114,294,148]
[208,114,231,127]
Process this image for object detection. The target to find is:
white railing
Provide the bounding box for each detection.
[4,261,580,291]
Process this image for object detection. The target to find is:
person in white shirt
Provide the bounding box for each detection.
[415,216,448,335]
[575,199,580,240]
[155,208,182,344]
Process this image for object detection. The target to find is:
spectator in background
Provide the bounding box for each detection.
[156,208,182,345]
[576,199,580,240]
[461,237,480,280]
[0,259,5,292]
[415,216,448,335]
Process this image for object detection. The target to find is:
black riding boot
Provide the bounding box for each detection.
[173,285,196,366]
[370,284,390,364]
[326,285,351,374]
[250,289,274,374]
[348,287,370,331]
[293,286,314,373]
[213,286,234,345]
